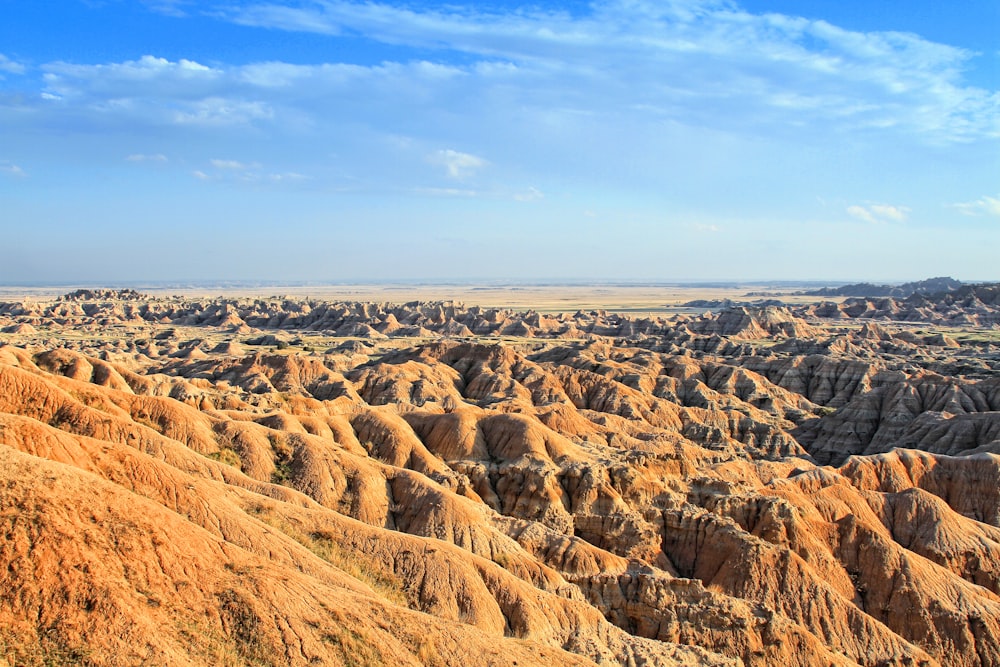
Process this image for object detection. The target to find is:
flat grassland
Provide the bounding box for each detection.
[0,283,837,314]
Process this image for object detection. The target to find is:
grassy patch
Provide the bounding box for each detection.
[270,461,292,485]
[744,337,780,348]
[207,447,242,470]
[705,582,726,595]
[0,630,93,667]
[215,589,275,667]
[493,552,513,569]
[176,616,270,667]
[321,627,386,667]
[268,434,295,485]
[247,506,407,607]
[953,331,1000,343]
[416,636,447,667]
[131,413,160,432]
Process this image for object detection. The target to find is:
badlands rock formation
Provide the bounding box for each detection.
[803,277,964,299]
[796,284,1000,328]
[1,288,999,666]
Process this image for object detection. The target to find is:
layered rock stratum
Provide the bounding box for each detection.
[1,287,999,666]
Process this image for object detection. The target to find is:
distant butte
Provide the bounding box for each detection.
[0,284,999,666]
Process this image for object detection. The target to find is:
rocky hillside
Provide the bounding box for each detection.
[1,290,999,666]
[803,277,964,298]
[797,283,1000,327]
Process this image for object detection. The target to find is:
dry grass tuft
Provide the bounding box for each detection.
[247,506,408,607]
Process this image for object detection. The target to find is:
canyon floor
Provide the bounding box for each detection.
[1,283,999,666]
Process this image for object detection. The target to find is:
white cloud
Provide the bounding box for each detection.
[513,186,544,202]
[173,98,273,126]
[867,204,909,222]
[0,162,26,177]
[0,54,25,76]
[192,160,309,186]
[35,56,282,128]
[45,55,216,93]
[951,195,1000,218]
[26,3,996,147]
[238,61,318,88]
[847,203,909,224]
[40,56,256,127]
[1,3,996,225]
[692,223,721,233]
[210,0,1000,142]
[268,172,309,182]
[223,4,346,35]
[846,206,876,223]
[429,149,488,179]
[210,158,260,170]
[34,55,466,133]
[141,0,191,17]
[126,153,168,162]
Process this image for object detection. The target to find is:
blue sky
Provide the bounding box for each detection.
[1,0,998,283]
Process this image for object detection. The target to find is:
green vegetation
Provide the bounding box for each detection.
[493,551,513,569]
[270,461,292,485]
[268,435,295,485]
[952,330,1000,344]
[744,337,781,349]
[207,447,242,470]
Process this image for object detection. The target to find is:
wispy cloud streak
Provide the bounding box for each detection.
[0,161,26,177]
[213,0,999,141]
[847,203,910,223]
[0,54,26,76]
[951,195,1000,218]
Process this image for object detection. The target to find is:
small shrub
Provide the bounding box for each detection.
[207,448,242,470]
[270,461,292,485]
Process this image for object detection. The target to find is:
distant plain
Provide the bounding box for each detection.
[0,283,844,314]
